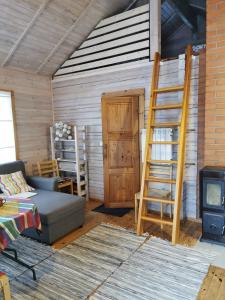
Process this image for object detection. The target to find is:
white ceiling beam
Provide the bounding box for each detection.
[1,0,51,67]
[36,0,94,74]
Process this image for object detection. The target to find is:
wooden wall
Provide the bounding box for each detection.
[52,56,199,219]
[54,4,150,79]
[0,67,53,172]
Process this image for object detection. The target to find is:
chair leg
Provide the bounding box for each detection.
[71,182,74,194]
[135,194,139,224]
[0,274,11,300]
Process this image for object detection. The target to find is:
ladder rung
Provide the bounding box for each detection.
[149,171,171,175]
[141,215,173,226]
[143,197,175,205]
[153,86,184,93]
[148,160,177,164]
[145,177,176,184]
[152,122,180,128]
[149,141,179,145]
[152,104,182,110]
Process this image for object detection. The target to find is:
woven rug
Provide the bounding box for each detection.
[0,224,214,300]
[0,224,146,299]
[90,237,214,300]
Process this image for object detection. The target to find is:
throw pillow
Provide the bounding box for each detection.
[0,171,34,196]
[0,173,21,196]
[11,171,34,193]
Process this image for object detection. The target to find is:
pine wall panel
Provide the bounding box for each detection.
[0,67,53,172]
[52,56,199,218]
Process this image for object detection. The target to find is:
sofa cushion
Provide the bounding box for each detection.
[0,161,26,176]
[31,189,85,225]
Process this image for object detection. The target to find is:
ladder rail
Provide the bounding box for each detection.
[172,45,193,244]
[137,52,160,234]
[137,45,193,244]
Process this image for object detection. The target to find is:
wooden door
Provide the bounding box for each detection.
[102,96,140,208]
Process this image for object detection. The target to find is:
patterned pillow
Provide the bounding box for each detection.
[0,171,34,196]
[0,173,21,196]
[11,171,34,193]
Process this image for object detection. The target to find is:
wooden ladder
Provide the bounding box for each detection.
[137,45,193,245]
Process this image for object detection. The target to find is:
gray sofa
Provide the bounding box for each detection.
[0,160,85,244]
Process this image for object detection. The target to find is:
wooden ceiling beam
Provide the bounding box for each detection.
[189,0,206,12]
[1,0,51,67]
[124,0,139,12]
[36,0,94,74]
[166,0,197,31]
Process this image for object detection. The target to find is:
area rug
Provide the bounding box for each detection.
[0,224,146,299]
[0,224,214,300]
[92,204,132,217]
[90,237,215,300]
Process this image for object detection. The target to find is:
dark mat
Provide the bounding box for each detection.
[92,204,132,217]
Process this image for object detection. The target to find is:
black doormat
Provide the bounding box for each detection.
[92,204,132,217]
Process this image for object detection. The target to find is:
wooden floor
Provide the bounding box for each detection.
[52,199,225,300]
[53,198,202,249]
[197,266,225,300]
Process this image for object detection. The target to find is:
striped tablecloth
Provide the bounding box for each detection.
[0,199,41,250]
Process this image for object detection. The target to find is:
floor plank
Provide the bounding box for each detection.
[53,199,202,249]
[197,266,225,300]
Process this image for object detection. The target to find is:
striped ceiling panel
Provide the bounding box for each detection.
[54,4,150,78]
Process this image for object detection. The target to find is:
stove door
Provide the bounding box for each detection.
[203,178,225,211]
[203,212,225,236]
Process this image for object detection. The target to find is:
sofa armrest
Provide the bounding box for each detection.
[26,176,58,191]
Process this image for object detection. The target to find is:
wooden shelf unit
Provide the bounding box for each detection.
[50,125,89,200]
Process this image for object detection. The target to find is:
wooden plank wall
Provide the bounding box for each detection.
[52,56,199,218]
[196,49,206,217]
[54,4,150,78]
[0,67,53,173]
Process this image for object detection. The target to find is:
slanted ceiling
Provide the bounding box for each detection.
[0,0,130,76]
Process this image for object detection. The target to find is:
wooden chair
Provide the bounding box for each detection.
[37,160,73,194]
[0,272,11,300]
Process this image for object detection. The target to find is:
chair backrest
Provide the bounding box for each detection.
[37,160,59,177]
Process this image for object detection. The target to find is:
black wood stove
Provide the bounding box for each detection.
[200,166,225,245]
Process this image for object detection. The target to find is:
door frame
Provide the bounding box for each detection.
[101,88,145,194]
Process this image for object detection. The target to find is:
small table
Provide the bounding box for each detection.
[0,198,41,280]
[58,177,74,194]
[0,272,11,300]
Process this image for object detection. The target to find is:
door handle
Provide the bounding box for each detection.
[222,225,225,236]
[103,144,107,159]
[210,224,217,231]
